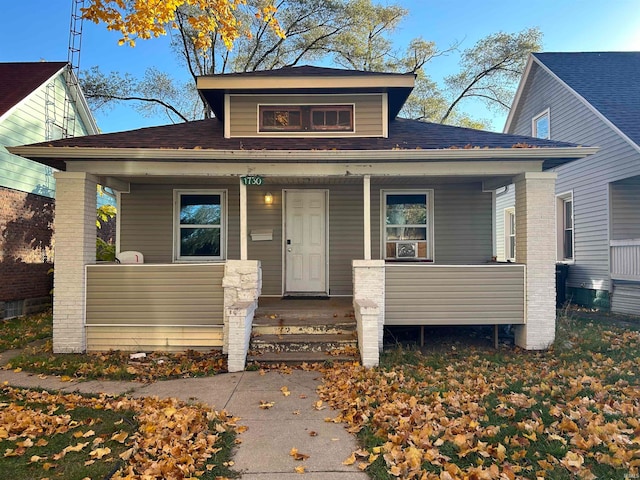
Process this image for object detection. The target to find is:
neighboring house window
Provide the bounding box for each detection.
[174,190,225,260]
[532,109,550,139]
[504,208,516,261]
[557,192,574,261]
[383,190,433,260]
[259,105,354,132]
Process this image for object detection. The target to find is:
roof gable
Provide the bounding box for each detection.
[0,62,67,118]
[508,52,640,149]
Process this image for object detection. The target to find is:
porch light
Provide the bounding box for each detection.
[264,192,274,205]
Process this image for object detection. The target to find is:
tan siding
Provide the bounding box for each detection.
[228,94,383,137]
[385,264,525,325]
[119,184,173,262]
[86,326,223,352]
[86,264,225,326]
[329,185,364,295]
[120,183,240,263]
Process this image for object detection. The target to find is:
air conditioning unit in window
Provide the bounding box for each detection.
[396,242,418,258]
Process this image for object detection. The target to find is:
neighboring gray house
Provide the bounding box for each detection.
[11,66,595,370]
[0,62,98,318]
[497,52,640,314]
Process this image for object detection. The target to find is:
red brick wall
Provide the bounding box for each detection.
[0,187,54,302]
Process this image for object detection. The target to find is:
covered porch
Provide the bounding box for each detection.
[50,158,559,371]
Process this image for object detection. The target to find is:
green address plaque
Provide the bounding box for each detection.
[241,175,264,186]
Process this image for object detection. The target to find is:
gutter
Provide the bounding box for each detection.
[7,146,599,162]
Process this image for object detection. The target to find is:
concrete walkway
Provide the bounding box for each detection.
[0,349,368,479]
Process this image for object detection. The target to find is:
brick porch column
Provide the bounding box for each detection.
[52,172,98,353]
[352,259,385,367]
[514,172,557,349]
[223,260,261,372]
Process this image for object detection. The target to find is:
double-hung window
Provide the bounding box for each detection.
[504,208,516,261]
[174,190,225,261]
[383,190,433,260]
[557,192,574,261]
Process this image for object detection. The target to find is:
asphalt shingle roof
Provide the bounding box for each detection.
[533,52,640,147]
[0,62,67,118]
[30,117,577,151]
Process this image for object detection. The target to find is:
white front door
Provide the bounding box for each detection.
[284,189,328,294]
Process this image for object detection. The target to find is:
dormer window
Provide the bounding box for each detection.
[261,107,302,131]
[259,105,354,133]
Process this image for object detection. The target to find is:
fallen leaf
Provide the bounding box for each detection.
[281,386,291,397]
[294,465,306,473]
[343,452,356,465]
[259,400,275,409]
[290,447,310,461]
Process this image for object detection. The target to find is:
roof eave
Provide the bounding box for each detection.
[8,145,599,164]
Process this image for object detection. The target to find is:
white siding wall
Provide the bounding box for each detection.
[0,72,92,197]
[503,62,640,292]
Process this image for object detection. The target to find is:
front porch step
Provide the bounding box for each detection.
[247,351,358,364]
[252,321,356,336]
[249,297,359,364]
[250,333,357,353]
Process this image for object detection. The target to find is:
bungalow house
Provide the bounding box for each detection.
[497,52,640,315]
[0,62,98,319]
[9,66,596,371]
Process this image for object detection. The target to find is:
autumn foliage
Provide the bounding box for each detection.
[82,0,284,50]
[0,386,239,479]
[318,321,640,479]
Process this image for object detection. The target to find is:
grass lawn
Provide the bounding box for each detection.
[0,386,239,479]
[2,310,226,382]
[317,311,640,479]
[0,310,52,352]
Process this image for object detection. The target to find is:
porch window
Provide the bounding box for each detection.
[532,109,550,139]
[504,208,516,261]
[557,192,574,261]
[383,190,433,260]
[174,190,225,261]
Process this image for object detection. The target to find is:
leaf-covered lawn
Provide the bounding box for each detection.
[318,314,640,479]
[0,310,52,352]
[6,345,227,383]
[0,386,239,479]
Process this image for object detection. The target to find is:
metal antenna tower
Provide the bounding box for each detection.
[63,0,86,138]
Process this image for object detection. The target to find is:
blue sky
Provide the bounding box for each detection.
[1,0,639,133]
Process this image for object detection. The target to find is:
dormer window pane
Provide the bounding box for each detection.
[260,107,302,131]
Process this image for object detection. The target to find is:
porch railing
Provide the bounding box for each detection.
[385,264,526,325]
[610,239,640,281]
[85,263,225,351]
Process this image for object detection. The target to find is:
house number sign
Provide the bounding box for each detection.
[241,175,264,186]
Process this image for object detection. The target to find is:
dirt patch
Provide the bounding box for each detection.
[564,304,640,329]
